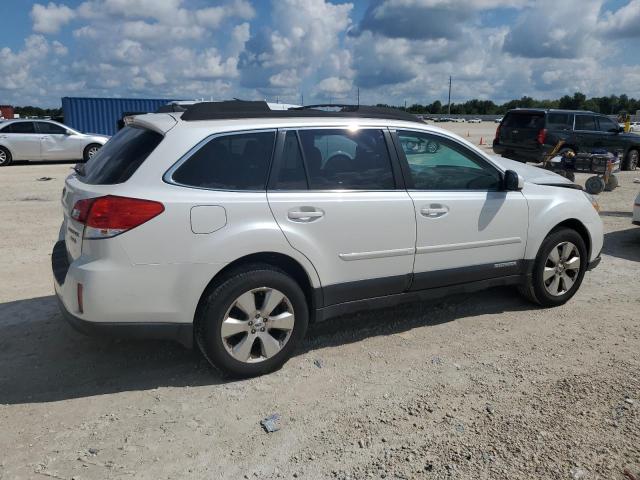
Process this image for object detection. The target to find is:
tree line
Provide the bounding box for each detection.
[12,106,63,118]
[379,92,640,116]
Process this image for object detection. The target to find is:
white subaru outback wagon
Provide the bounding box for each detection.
[53,102,603,377]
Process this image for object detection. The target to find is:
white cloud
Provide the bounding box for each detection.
[599,0,640,38]
[31,2,76,34]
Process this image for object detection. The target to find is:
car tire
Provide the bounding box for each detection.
[0,146,12,166]
[196,264,309,378]
[83,143,102,162]
[624,149,638,171]
[519,228,588,307]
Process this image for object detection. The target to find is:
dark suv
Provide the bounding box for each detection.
[493,109,640,170]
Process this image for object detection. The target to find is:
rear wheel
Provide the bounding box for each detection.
[83,143,101,162]
[519,228,587,307]
[196,264,308,377]
[0,146,12,166]
[624,149,638,171]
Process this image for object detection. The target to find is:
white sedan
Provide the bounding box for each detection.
[634,190,640,226]
[0,119,109,166]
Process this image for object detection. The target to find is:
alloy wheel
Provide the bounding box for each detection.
[543,241,581,296]
[221,287,295,363]
[0,149,7,165]
[87,146,100,159]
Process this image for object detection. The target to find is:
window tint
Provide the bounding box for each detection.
[575,115,597,131]
[546,113,573,130]
[397,130,501,191]
[4,122,36,134]
[298,129,394,190]
[81,126,163,185]
[272,131,307,190]
[37,122,67,134]
[598,116,618,132]
[172,131,275,190]
[502,113,544,129]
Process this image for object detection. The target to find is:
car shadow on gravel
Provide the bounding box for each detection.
[0,288,532,405]
[603,227,640,262]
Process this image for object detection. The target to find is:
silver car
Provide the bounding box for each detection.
[0,119,109,166]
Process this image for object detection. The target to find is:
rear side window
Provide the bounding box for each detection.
[546,113,573,130]
[81,126,163,185]
[3,122,36,133]
[172,131,275,190]
[502,113,544,129]
[575,115,597,131]
[298,129,394,190]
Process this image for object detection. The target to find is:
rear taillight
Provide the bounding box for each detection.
[494,125,501,142]
[537,128,547,145]
[71,195,164,239]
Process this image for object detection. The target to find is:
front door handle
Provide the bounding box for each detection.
[288,208,324,222]
[420,204,449,218]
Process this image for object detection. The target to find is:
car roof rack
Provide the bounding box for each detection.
[180,100,422,123]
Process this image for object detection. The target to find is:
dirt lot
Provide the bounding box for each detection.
[1,122,639,480]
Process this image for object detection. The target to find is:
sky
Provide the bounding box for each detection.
[1,0,640,108]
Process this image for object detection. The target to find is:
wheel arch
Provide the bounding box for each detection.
[547,218,592,260]
[193,251,321,331]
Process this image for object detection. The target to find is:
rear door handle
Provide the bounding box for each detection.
[420,204,449,218]
[287,208,324,222]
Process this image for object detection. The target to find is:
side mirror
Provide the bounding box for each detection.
[504,169,524,191]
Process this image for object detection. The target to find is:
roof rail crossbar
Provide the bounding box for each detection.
[291,104,420,122]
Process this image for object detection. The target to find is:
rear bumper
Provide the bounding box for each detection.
[56,295,193,347]
[52,240,193,348]
[492,143,548,163]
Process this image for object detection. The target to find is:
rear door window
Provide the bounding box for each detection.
[171,131,275,190]
[271,131,308,190]
[546,113,573,130]
[575,115,597,131]
[297,129,395,190]
[81,126,163,185]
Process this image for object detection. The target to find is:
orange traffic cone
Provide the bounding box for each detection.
[479,137,484,145]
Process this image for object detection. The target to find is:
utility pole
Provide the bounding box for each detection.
[447,76,452,115]
[357,87,360,106]
[301,92,304,106]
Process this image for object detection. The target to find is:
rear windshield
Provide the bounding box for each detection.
[80,126,163,185]
[502,112,544,129]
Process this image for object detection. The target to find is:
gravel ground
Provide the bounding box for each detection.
[0,122,639,480]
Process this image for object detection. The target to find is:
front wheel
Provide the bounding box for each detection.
[519,228,587,307]
[196,265,308,377]
[0,146,12,166]
[83,143,102,162]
